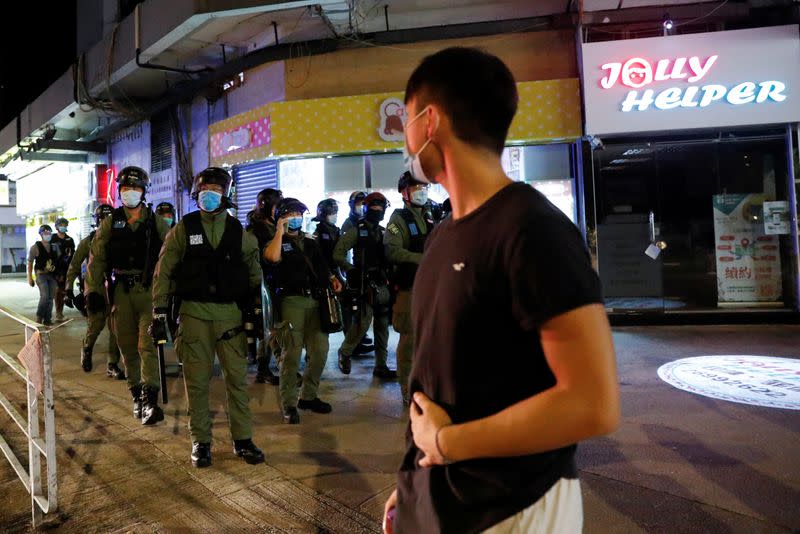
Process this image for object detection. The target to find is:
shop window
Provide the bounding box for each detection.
[279,158,325,231]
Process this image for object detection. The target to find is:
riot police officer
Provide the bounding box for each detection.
[342,191,366,234]
[65,204,123,378]
[85,166,171,425]
[312,198,341,277]
[151,167,265,468]
[264,198,342,424]
[247,187,283,385]
[384,172,436,405]
[155,202,177,228]
[51,216,75,322]
[333,192,396,380]
[340,191,374,354]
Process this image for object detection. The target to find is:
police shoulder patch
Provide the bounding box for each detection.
[189,234,203,245]
[387,223,400,235]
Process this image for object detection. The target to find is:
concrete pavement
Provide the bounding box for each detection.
[0,278,798,533]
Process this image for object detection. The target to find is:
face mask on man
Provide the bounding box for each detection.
[198,190,223,212]
[365,209,385,224]
[121,190,142,208]
[41,233,52,243]
[57,226,68,233]
[287,217,304,231]
[403,105,438,184]
[326,214,338,225]
[409,189,429,207]
[162,217,174,227]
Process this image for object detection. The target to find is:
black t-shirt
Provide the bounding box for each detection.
[396,182,603,534]
[51,234,75,274]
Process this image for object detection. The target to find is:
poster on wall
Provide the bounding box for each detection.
[763,200,791,235]
[712,194,782,303]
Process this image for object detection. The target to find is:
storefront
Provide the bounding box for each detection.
[581,25,800,316]
[211,78,585,231]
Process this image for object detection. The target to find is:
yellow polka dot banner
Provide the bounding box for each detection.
[209,79,583,162]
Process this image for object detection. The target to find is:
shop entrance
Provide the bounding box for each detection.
[593,130,793,314]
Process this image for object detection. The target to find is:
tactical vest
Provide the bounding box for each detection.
[314,220,340,270]
[173,211,249,304]
[354,221,386,277]
[52,234,75,273]
[392,208,433,291]
[106,207,163,280]
[273,235,322,294]
[33,242,58,273]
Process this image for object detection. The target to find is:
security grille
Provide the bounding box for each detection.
[232,160,278,226]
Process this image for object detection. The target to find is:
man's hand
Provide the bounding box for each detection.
[28,277,35,288]
[149,308,169,345]
[276,216,289,236]
[331,277,343,293]
[86,292,106,314]
[410,392,453,468]
[64,288,75,308]
[382,488,397,534]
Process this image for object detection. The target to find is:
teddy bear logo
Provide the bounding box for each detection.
[378,98,406,142]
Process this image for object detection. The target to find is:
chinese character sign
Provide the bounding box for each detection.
[712,194,782,303]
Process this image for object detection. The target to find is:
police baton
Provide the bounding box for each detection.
[156,341,168,404]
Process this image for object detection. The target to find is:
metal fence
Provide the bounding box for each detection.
[0,305,57,526]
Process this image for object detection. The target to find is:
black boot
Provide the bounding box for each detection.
[191,442,212,468]
[255,358,279,385]
[130,385,143,419]
[298,397,332,414]
[373,365,398,380]
[338,350,351,375]
[233,439,265,464]
[282,406,300,424]
[107,362,126,380]
[81,346,93,373]
[140,385,164,426]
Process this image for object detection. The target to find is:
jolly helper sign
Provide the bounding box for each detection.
[582,25,800,136]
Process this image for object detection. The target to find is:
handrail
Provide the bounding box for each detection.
[0,304,58,526]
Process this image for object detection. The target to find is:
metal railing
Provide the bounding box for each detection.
[0,305,57,526]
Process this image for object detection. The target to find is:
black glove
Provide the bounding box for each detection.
[86,292,106,314]
[346,268,361,290]
[149,307,169,345]
[64,288,75,309]
[251,306,264,340]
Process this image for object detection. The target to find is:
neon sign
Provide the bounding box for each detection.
[598,55,787,112]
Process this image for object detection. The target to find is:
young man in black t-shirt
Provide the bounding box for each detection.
[382,48,620,534]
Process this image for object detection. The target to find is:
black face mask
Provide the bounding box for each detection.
[365,210,385,224]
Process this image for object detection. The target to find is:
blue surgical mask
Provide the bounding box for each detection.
[326,214,338,225]
[410,189,429,207]
[163,217,174,226]
[121,190,142,208]
[42,234,52,243]
[287,217,304,231]
[403,105,437,184]
[57,226,68,233]
[198,190,223,212]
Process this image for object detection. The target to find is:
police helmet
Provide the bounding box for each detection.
[117,166,150,191]
[155,202,175,216]
[364,192,389,210]
[316,198,338,219]
[348,191,367,211]
[94,204,114,225]
[256,188,282,212]
[274,198,308,220]
[397,171,425,193]
[191,167,233,200]
[55,216,69,228]
[38,224,53,235]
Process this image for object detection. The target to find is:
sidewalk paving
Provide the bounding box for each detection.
[0,278,798,533]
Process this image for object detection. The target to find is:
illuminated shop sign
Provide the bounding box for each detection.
[598,55,786,112]
[582,25,800,135]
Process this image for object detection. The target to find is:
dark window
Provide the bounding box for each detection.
[150,113,172,173]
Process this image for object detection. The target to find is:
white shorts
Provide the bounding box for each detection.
[482,478,583,534]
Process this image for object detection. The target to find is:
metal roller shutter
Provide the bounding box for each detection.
[232,160,279,226]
